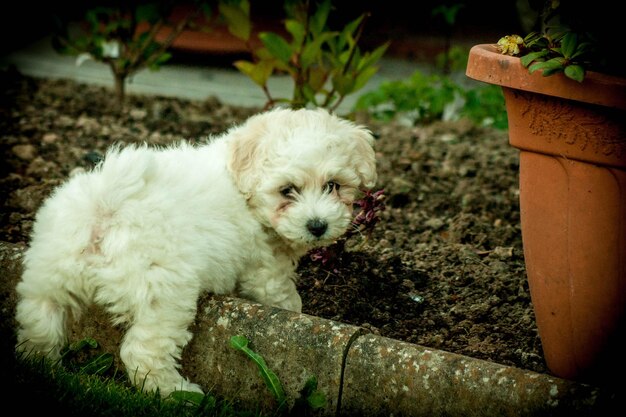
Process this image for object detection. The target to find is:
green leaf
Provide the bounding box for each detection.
[332,32,351,57]
[332,73,356,96]
[573,41,594,57]
[353,65,379,92]
[301,83,319,106]
[219,2,251,41]
[285,19,305,46]
[520,50,549,67]
[135,3,160,24]
[539,67,562,77]
[527,61,547,74]
[259,32,293,64]
[560,32,578,58]
[229,334,248,350]
[168,390,207,406]
[343,14,363,36]
[69,337,99,351]
[301,33,335,68]
[229,335,286,403]
[307,66,328,92]
[337,49,353,67]
[254,47,274,61]
[358,42,389,71]
[318,30,341,57]
[564,64,585,82]
[310,0,331,36]
[432,4,464,26]
[149,52,171,70]
[233,60,273,86]
[307,390,326,409]
[302,375,318,394]
[300,41,323,69]
[529,58,565,75]
[135,30,151,45]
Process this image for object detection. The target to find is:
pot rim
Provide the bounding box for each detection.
[466,44,626,111]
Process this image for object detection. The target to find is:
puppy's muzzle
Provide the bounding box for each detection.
[306,218,328,238]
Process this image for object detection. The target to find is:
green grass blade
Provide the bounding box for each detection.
[229,335,286,403]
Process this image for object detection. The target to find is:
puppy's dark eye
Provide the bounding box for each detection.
[324,181,340,193]
[280,184,298,198]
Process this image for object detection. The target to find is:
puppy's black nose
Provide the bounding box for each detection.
[306,218,328,237]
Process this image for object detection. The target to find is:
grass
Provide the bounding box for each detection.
[9,350,271,417]
[4,331,321,417]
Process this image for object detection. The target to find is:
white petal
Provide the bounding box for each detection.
[75,53,92,66]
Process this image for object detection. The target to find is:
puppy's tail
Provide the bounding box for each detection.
[90,143,157,210]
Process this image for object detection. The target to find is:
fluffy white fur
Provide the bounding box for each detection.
[15,107,377,396]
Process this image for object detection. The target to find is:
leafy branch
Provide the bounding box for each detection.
[495,0,619,82]
[221,0,389,111]
[52,2,210,103]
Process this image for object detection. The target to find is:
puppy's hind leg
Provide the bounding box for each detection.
[117,269,203,397]
[15,268,82,360]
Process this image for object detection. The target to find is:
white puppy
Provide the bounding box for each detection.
[14,107,377,396]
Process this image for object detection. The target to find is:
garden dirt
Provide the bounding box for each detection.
[0,69,547,377]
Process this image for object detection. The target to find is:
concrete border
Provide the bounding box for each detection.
[0,242,618,415]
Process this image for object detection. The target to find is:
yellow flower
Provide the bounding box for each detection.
[497,35,524,56]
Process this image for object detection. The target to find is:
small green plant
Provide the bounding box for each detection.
[435,45,469,74]
[461,84,508,130]
[60,337,115,376]
[354,70,506,129]
[431,2,465,75]
[220,0,389,110]
[355,71,461,124]
[291,375,326,413]
[230,335,286,406]
[229,335,326,414]
[52,1,210,103]
[496,30,593,83]
[167,389,216,408]
[496,0,623,82]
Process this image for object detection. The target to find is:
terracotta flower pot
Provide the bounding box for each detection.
[466,44,626,386]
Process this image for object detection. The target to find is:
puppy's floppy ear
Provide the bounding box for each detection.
[227,120,266,196]
[350,126,378,190]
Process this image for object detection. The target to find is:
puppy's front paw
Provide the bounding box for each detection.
[277,292,302,313]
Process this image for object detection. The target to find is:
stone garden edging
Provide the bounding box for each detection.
[0,242,617,416]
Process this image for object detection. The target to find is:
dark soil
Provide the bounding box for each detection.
[0,67,546,376]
